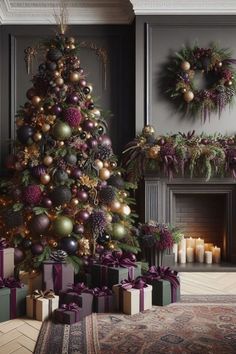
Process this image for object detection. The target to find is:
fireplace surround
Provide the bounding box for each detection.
[143,176,236,266]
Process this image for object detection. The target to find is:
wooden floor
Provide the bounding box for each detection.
[1,272,236,353]
[0,318,42,354]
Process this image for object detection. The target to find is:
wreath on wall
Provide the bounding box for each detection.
[166,44,236,121]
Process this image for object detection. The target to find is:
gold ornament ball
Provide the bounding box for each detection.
[33,132,42,142]
[181,61,191,71]
[106,213,112,223]
[103,161,109,168]
[99,167,111,180]
[142,125,155,137]
[227,80,233,86]
[40,174,51,185]
[69,72,80,82]
[108,241,115,250]
[71,198,79,207]
[92,109,101,117]
[183,91,194,103]
[110,161,117,168]
[69,44,76,50]
[43,155,53,166]
[16,118,24,127]
[58,141,65,147]
[119,204,131,216]
[110,200,121,212]
[55,77,64,87]
[148,146,160,159]
[94,159,103,170]
[48,239,58,248]
[68,37,75,44]
[31,96,41,106]
[42,123,50,133]
[53,71,60,78]
[88,84,93,93]
[181,88,187,93]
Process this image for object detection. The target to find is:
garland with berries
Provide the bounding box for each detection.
[122,125,236,183]
[166,44,236,120]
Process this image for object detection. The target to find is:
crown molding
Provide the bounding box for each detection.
[0,0,134,25]
[130,0,236,15]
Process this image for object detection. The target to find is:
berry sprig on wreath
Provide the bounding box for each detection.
[166,44,236,121]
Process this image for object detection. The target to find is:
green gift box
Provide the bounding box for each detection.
[91,263,142,289]
[150,279,172,306]
[0,288,10,322]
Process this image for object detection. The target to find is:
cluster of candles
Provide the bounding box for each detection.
[173,236,221,264]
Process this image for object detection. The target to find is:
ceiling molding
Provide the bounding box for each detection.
[0,0,134,25]
[130,0,236,15]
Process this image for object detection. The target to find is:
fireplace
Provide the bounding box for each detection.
[143,176,236,266]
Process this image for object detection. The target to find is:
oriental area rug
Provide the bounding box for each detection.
[34,295,236,354]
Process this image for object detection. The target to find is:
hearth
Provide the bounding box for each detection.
[143,176,236,268]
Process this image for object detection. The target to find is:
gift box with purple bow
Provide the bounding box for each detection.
[59,282,93,317]
[0,238,14,279]
[144,266,180,306]
[0,277,11,322]
[84,286,113,313]
[26,289,59,321]
[42,259,74,295]
[3,277,28,319]
[91,251,141,289]
[113,277,152,315]
[54,302,82,324]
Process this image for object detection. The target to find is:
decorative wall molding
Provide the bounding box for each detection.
[131,0,236,15]
[0,0,134,24]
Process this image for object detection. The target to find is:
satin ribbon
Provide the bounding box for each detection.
[100,252,137,269]
[145,266,180,302]
[60,302,80,322]
[0,238,9,249]
[4,277,23,288]
[71,282,87,295]
[53,263,62,293]
[3,277,24,319]
[31,290,55,318]
[84,286,112,312]
[121,277,147,312]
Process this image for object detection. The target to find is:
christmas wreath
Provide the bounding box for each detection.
[166,44,236,120]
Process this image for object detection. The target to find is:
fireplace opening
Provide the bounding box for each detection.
[173,193,227,262]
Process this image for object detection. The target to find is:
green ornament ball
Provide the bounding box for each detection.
[53,121,72,141]
[53,215,73,237]
[112,223,126,239]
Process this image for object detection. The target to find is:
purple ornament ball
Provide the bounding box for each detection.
[42,197,53,208]
[31,243,44,255]
[72,168,82,179]
[96,244,104,254]
[68,93,79,104]
[76,209,90,223]
[51,105,62,116]
[14,248,25,264]
[82,119,94,132]
[73,224,84,234]
[98,134,112,147]
[87,137,98,149]
[59,237,78,255]
[30,213,51,235]
[77,190,88,202]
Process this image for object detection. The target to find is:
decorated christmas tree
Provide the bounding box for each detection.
[0,32,139,274]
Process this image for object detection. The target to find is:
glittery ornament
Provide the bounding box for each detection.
[63,107,83,127]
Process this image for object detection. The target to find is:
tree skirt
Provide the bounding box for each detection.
[34,296,236,354]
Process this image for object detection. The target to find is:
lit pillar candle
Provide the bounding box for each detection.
[196,244,204,263]
[212,246,221,264]
[173,243,178,263]
[186,247,194,263]
[204,243,213,252]
[186,237,196,249]
[195,238,204,247]
[205,251,213,264]
[178,236,186,263]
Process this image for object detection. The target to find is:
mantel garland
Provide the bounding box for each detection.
[166,44,236,120]
[122,125,236,183]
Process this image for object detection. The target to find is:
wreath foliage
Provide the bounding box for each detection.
[166,44,236,120]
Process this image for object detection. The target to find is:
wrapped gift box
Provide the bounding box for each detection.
[113,283,152,315]
[26,292,59,321]
[93,293,113,313]
[144,266,180,306]
[9,285,28,319]
[43,260,74,294]
[54,303,82,324]
[19,271,42,295]
[0,287,10,322]
[0,248,14,279]
[91,263,141,289]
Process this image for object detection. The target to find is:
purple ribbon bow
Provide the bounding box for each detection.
[61,302,80,312]
[71,282,87,295]
[4,277,23,289]
[100,251,137,269]
[145,266,179,289]
[0,238,9,250]
[121,276,148,290]
[0,277,5,288]
[85,286,112,297]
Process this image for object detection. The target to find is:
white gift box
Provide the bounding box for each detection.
[113,284,152,315]
[26,295,59,321]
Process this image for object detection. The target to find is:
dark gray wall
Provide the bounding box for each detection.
[136,15,236,135]
[0,24,135,171]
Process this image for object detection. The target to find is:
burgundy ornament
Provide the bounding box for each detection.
[59,237,78,255]
[51,105,62,116]
[76,209,90,223]
[42,197,53,208]
[72,168,82,179]
[88,102,95,110]
[14,248,25,264]
[82,119,94,132]
[31,243,44,255]
[77,190,88,202]
[98,134,112,147]
[68,93,79,104]
[87,137,98,149]
[80,143,88,151]
[73,224,84,234]
[63,107,83,127]
[23,185,42,205]
[30,213,51,235]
